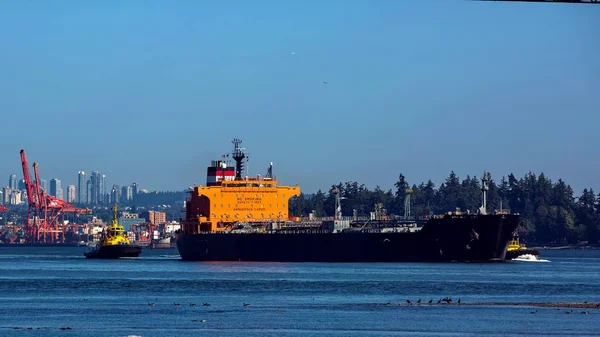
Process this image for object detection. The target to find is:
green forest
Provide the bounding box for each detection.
[288,171,599,245]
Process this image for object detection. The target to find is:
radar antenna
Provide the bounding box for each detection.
[231,138,246,180]
[265,162,273,179]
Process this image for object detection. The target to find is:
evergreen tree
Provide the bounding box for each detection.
[312,190,326,217]
[393,174,409,216]
[438,171,460,212]
[289,171,597,244]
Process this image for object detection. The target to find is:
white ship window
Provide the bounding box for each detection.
[213,204,216,208]
[255,194,258,198]
[220,204,223,208]
[227,204,230,208]
[282,204,286,208]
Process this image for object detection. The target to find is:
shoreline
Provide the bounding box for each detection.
[372,302,600,309]
[531,245,600,251]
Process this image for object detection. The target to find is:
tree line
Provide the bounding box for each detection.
[289,171,599,244]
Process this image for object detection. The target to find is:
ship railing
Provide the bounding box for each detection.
[219,185,280,191]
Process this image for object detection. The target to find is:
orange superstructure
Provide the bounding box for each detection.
[183,139,300,233]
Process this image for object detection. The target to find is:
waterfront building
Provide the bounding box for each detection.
[142,210,167,225]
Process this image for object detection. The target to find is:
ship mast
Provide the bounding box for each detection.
[231,138,246,180]
[479,171,490,215]
[112,204,119,227]
[404,189,413,219]
[333,188,344,220]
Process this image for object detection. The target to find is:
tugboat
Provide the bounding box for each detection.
[84,205,142,259]
[505,236,540,260]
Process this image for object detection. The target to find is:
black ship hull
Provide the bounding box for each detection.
[177,214,519,262]
[84,244,142,259]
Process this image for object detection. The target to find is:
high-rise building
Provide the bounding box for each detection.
[121,185,132,202]
[50,179,62,198]
[18,179,26,191]
[8,174,17,190]
[111,185,120,204]
[9,190,22,205]
[0,190,3,205]
[40,179,48,192]
[67,185,76,203]
[100,174,107,204]
[77,171,87,204]
[1,187,11,204]
[86,179,92,204]
[90,171,100,205]
[132,183,138,202]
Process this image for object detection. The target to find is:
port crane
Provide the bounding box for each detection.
[20,149,91,243]
[0,205,7,213]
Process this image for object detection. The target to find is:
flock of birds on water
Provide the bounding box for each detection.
[146,301,250,307]
[144,297,592,315]
[403,297,460,305]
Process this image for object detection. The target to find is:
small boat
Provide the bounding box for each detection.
[505,237,539,260]
[84,205,142,259]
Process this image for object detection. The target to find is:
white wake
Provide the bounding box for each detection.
[512,254,550,262]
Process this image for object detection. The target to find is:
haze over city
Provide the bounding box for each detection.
[0,1,598,193]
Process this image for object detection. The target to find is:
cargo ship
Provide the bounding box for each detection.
[84,205,142,259]
[176,139,520,262]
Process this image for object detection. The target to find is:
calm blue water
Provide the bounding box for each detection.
[0,247,599,337]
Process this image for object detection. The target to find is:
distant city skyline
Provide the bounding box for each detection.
[2,171,145,206]
[0,1,598,194]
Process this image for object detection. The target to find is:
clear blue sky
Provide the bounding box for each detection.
[0,1,598,194]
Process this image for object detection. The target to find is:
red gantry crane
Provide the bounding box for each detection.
[0,205,7,213]
[20,149,91,243]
